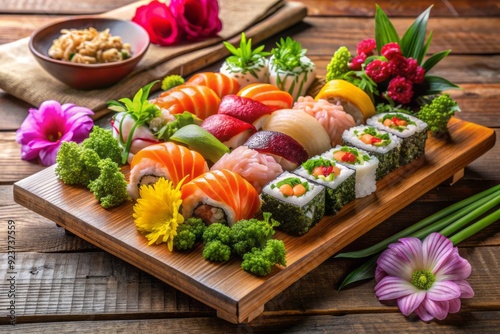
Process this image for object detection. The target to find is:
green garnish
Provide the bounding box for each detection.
[223,32,271,73]
[271,177,310,192]
[354,126,391,146]
[161,74,185,91]
[108,81,161,164]
[155,111,198,141]
[270,37,306,71]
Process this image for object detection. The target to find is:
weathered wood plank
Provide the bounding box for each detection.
[0,246,498,323]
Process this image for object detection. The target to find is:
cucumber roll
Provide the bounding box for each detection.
[260,172,325,236]
[341,125,402,180]
[293,155,355,215]
[324,145,379,198]
[367,113,428,165]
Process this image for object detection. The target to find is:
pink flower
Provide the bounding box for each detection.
[132,0,181,46]
[375,233,474,321]
[357,38,376,56]
[170,0,222,40]
[387,76,414,104]
[365,59,390,83]
[350,53,367,70]
[387,54,408,77]
[16,100,94,166]
[404,58,426,84]
[381,42,402,60]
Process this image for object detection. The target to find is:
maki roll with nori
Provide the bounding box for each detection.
[324,145,378,198]
[260,172,325,236]
[367,112,428,165]
[341,125,402,180]
[293,155,355,215]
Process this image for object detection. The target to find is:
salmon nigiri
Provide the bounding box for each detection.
[128,142,209,200]
[237,83,293,112]
[186,72,241,99]
[151,84,221,120]
[181,169,261,226]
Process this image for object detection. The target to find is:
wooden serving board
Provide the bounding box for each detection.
[13,117,496,324]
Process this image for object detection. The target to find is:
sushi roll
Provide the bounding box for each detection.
[293,155,355,215]
[181,169,261,226]
[324,145,379,198]
[260,171,325,236]
[127,142,209,200]
[341,125,402,180]
[367,112,428,165]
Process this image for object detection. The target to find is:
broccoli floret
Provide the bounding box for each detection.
[241,239,287,277]
[161,74,185,91]
[417,94,461,134]
[326,46,351,82]
[87,158,130,209]
[55,141,101,186]
[202,240,232,262]
[81,126,122,165]
[231,212,280,257]
[173,218,207,251]
[202,223,232,245]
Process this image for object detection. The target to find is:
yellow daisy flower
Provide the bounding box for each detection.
[133,177,184,252]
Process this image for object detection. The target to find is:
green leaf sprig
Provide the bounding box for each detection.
[336,184,500,290]
[108,81,161,164]
[271,37,307,72]
[223,32,271,71]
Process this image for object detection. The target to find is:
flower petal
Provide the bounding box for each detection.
[422,233,454,273]
[396,290,426,316]
[414,304,434,322]
[435,250,472,281]
[426,280,461,301]
[374,276,418,300]
[456,280,475,299]
[448,298,461,313]
[423,298,450,320]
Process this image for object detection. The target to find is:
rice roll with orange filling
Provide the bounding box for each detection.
[293,155,355,215]
[324,145,378,198]
[260,172,325,236]
[367,112,428,165]
[341,125,401,180]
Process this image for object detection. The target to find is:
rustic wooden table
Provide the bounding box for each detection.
[1,0,499,333]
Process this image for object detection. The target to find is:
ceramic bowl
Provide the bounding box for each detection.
[29,17,150,90]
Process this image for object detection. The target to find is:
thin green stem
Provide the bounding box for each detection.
[449,208,500,245]
[335,185,500,258]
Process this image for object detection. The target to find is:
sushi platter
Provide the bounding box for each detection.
[13,116,496,323]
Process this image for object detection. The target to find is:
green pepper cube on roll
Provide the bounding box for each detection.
[292,155,355,215]
[341,125,402,180]
[260,172,325,236]
[366,112,428,166]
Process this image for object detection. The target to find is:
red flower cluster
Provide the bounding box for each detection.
[350,39,426,105]
[132,0,222,46]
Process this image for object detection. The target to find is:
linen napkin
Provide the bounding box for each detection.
[0,0,307,116]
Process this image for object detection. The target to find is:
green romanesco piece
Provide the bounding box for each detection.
[417,94,460,134]
[231,212,279,257]
[81,126,122,165]
[161,74,185,91]
[326,46,352,82]
[241,239,287,277]
[55,141,101,187]
[202,240,232,262]
[173,218,206,251]
[87,158,130,209]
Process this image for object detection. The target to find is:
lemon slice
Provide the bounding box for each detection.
[315,79,375,124]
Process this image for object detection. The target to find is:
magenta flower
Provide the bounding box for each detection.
[16,100,94,166]
[365,59,390,83]
[374,233,474,321]
[387,76,414,104]
[170,0,222,40]
[357,38,376,56]
[381,42,402,60]
[350,53,367,71]
[132,0,181,46]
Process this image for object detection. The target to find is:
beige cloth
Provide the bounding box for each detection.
[0,0,307,114]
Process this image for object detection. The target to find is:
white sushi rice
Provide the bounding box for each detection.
[366,113,428,138]
[262,171,324,218]
[293,155,354,191]
[127,160,171,200]
[342,125,402,154]
[181,187,236,226]
[323,146,378,198]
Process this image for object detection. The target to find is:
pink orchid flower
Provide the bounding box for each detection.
[374,233,474,321]
[16,100,94,166]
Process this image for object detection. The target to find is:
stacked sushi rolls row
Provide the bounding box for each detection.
[366,112,428,165]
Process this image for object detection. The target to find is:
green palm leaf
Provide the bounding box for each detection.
[400,5,433,62]
[374,4,399,53]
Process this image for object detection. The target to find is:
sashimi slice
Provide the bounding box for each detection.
[237,83,293,111]
[186,72,241,98]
